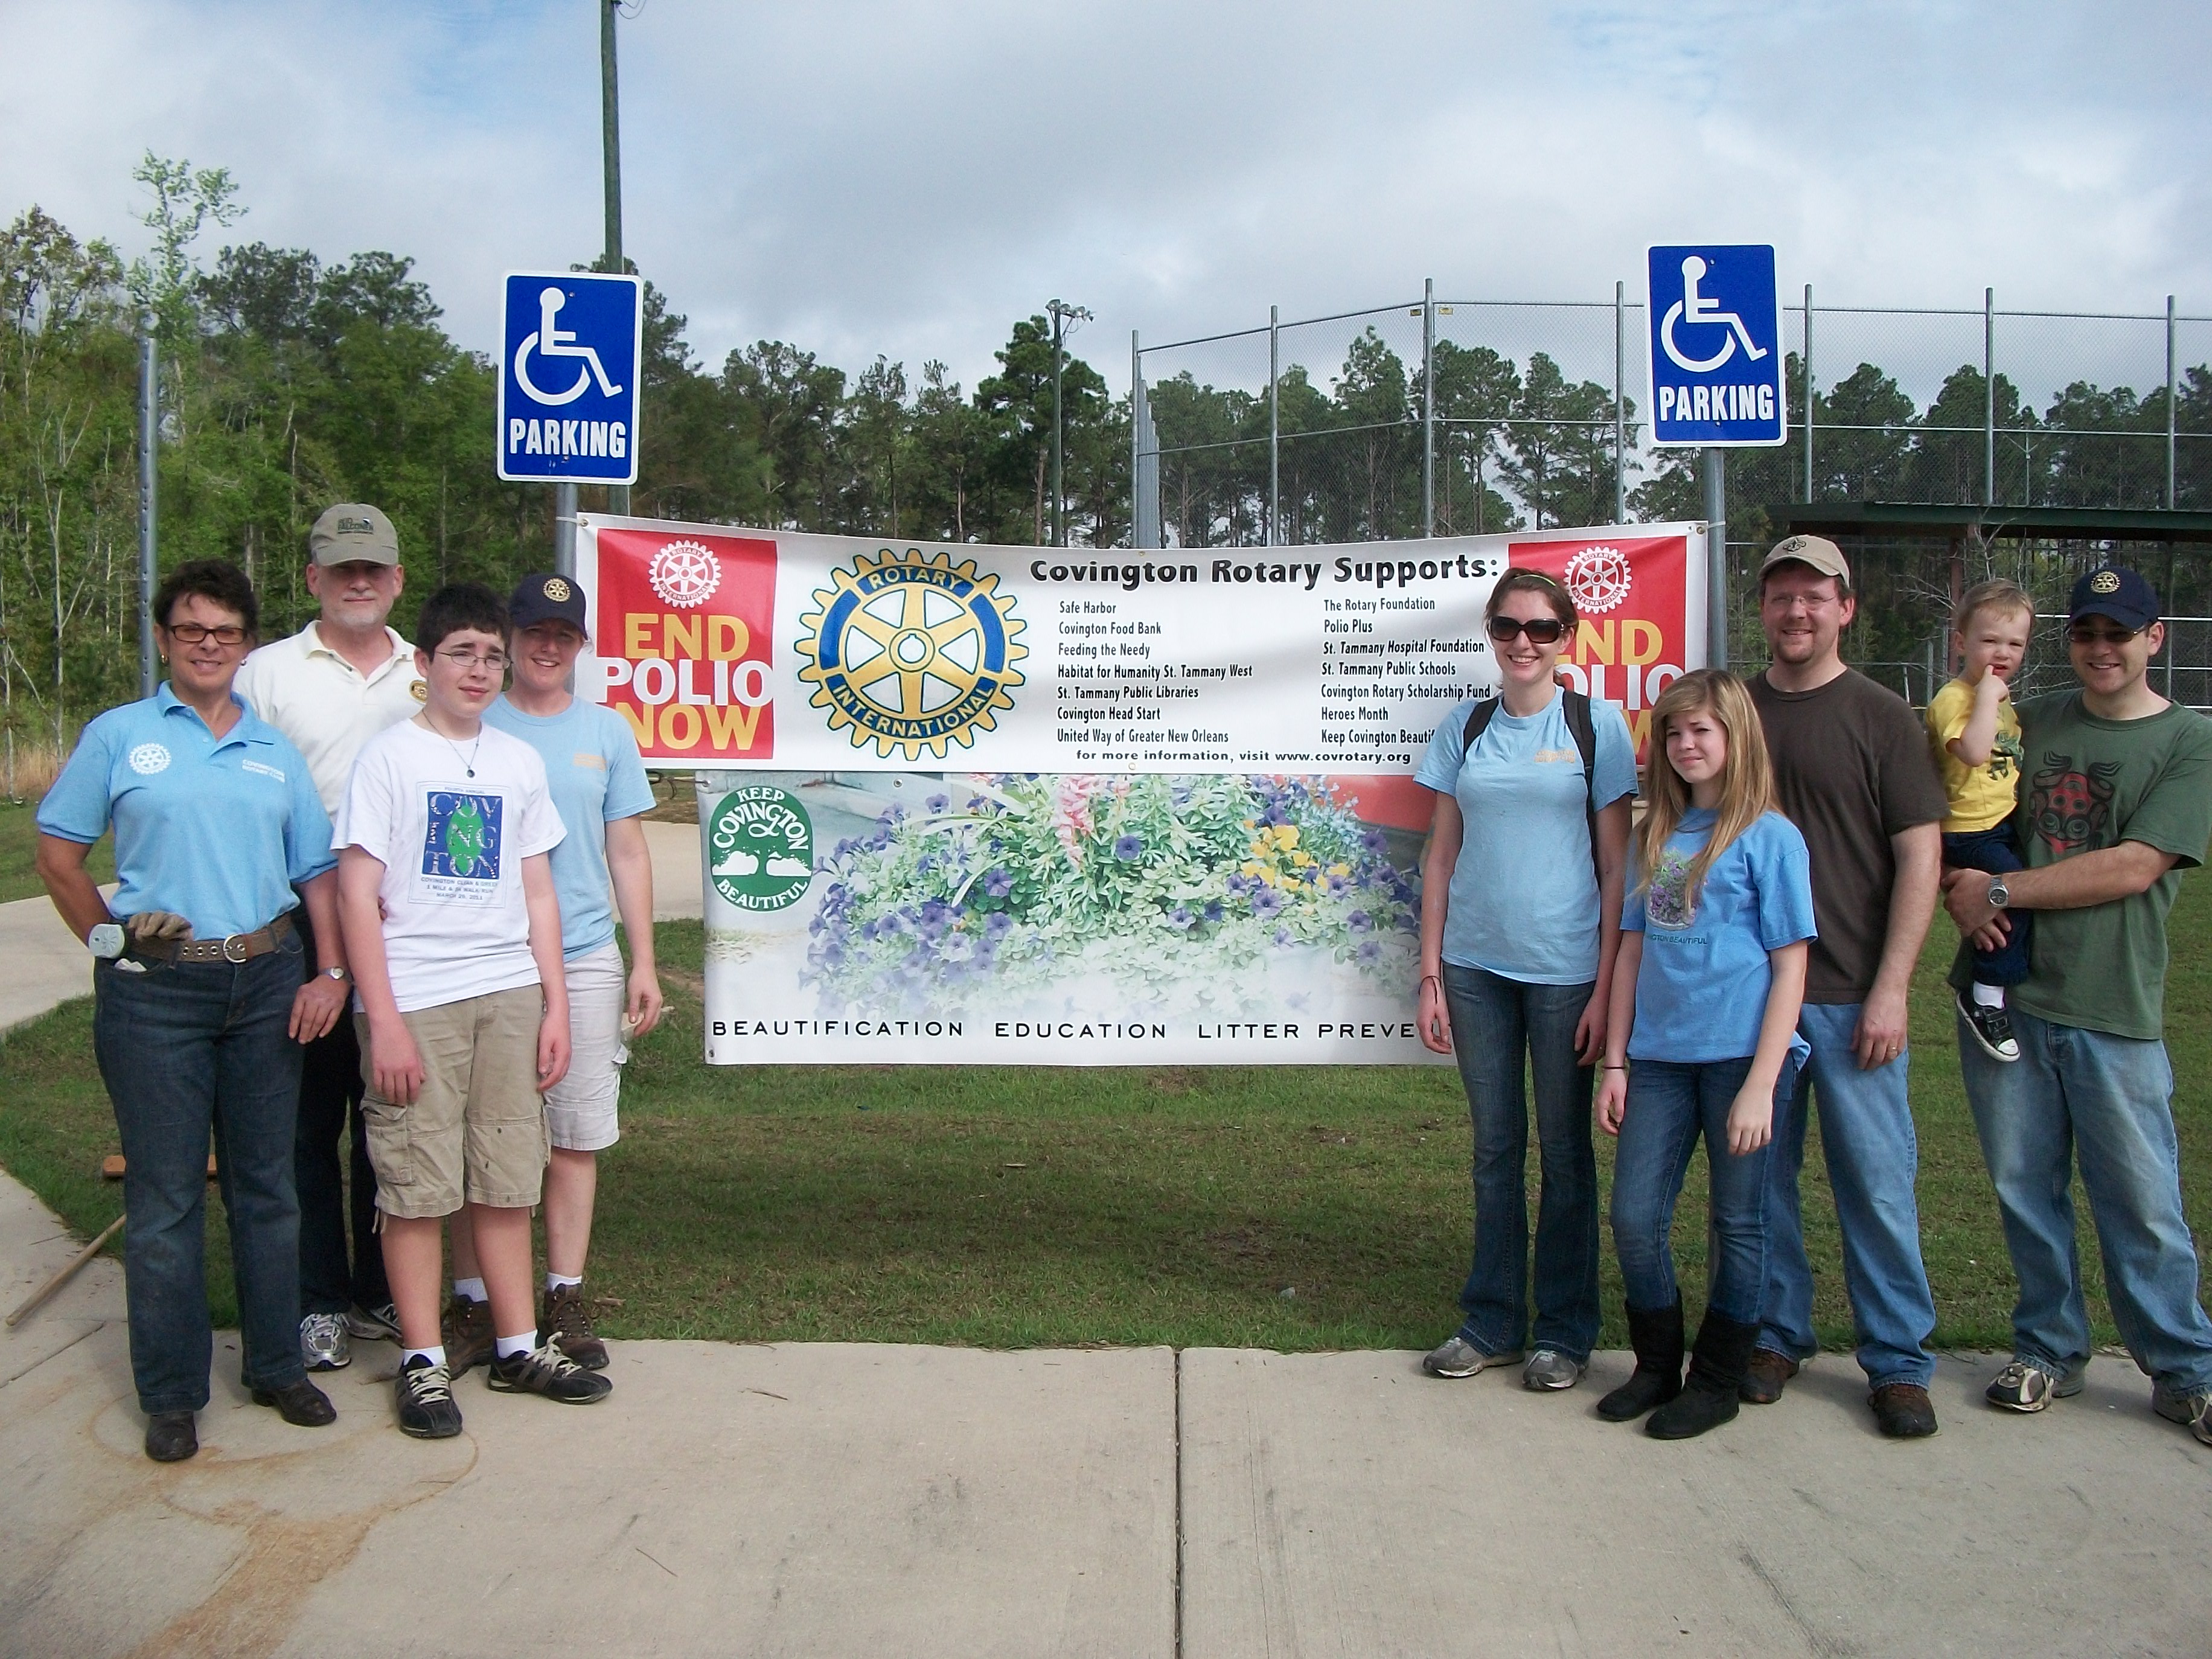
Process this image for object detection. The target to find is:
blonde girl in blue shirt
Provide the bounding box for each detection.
[1593,668,1817,1439]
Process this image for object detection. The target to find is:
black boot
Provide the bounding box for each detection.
[1647,1308,1760,1440]
[1597,1297,1684,1422]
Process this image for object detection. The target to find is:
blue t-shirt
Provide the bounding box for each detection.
[1415,691,1638,985]
[38,685,334,938]
[483,695,656,959]
[1621,808,1817,1063]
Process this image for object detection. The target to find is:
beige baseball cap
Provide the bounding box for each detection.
[308,503,400,567]
[1758,532,1850,586]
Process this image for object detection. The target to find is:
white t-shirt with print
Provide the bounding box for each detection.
[334,718,566,1014]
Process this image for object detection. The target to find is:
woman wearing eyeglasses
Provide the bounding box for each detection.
[1413,567,1637,1393]
[37,559,351,1463]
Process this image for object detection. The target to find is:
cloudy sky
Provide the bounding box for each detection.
[5,1,2207,399]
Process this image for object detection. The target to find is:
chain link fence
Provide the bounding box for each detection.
[1133,285,2212,708]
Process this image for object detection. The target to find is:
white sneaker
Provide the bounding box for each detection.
[299,1311,351,1372]
[1523,1348,1587,1390]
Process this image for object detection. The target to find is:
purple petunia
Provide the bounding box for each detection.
[927,793,949,812]
[1357,939,1381,963]
[1348,909,1373,933]
[1114,834,1144,860]
[983,867,1014,898]
[1167,905,1196,929]
[1252,887,1284,919]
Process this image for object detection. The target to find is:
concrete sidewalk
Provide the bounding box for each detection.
[4,874,2208,1655]
[4,1159,2208,1658]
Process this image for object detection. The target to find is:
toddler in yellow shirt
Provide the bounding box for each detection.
[1925,579,2033,1064]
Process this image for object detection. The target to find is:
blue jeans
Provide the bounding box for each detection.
[1441,964,1599,1361]
[1758,1002,1939,1388]
[1610,1056,1782,1323]
[1958,1008,2212,1392]
[91,937,308,1415]
[292,897,386,1317]
[1942,826,2031,987]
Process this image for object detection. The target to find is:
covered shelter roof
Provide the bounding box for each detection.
[1765,502,2212,544]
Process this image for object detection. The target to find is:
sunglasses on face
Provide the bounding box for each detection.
[2068,622,2142,646]
[1486,615,1566,645]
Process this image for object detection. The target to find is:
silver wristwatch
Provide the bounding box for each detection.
[321,965,350,983]
[1986,876,2010,910]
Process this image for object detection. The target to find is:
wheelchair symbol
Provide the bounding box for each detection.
[1660,256,1769,374]
[513,286,624,407]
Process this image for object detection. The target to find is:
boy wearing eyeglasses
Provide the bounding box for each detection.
[335,582,612,1439]
[1942,566,2212,1443]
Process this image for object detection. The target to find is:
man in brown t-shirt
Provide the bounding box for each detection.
[1743,535,1947,1438]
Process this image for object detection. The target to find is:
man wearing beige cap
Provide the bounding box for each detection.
[235,503,423,1373]
[1744,534,1949,1438]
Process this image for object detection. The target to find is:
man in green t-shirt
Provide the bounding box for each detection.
[1943,565,2212,1446]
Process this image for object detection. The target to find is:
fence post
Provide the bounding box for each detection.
[1614,280,1627,525]
[1131,330,1142,548]
[1984,287,1996,506]
[138,319,158,700]
[1802,283,1815,502]
[1702,447,1727,671]
[2166,294,2178,510]
[1268,305,1280,547]
[1421,278,1436,537]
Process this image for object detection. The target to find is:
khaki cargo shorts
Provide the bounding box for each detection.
[359,985,549,1218]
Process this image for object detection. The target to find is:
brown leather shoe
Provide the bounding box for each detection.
[1739,1347,1799,1404]
[442,1294,494,1375]
[1870,1381,1939,1439]
[543,1282,609,1372]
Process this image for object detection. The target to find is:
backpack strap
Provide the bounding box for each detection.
[1461,697,1500,753]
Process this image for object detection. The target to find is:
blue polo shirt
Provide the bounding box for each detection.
[38,685,335,938]
[483,694,656,959]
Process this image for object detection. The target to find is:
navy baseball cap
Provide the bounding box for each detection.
[2067,566,2159,631]
[509,572,589,635]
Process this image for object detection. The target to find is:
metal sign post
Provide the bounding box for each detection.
[1648,243,1785,670]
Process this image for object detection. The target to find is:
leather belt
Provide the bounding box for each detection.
[129,911,295,964]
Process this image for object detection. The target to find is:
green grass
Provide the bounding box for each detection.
[0,799,113,904]
[4,889,2207,1354]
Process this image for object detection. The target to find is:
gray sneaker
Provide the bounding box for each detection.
[1985,1358,2083,1413]
[299,1311,351,1372]
[1523,1348,1587,1391]
[2152,1381,2212,1445]
[1421,1335,1524,1378]
[345,1301,403,1343]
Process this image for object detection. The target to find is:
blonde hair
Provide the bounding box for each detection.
[1634,668,1777,909]
[1954,578,2034,635]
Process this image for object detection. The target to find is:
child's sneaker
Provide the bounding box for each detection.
[395,1355,464,1439]
[487,1340,613,1404]
[1957,989,2022,1063]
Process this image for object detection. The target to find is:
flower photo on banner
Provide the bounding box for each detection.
[805,773,1419,1021]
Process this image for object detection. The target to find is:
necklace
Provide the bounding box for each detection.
[420,717,482,778]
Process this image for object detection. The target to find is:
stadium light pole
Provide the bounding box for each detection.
[1046,300,1091,547]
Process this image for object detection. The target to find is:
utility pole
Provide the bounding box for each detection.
[138,320,158,697]
[601,0,629,519]
[1046,299,1090,547]
[1702,447,1727,671]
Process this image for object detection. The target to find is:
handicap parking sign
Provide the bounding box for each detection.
[497,271,644,484]
[1645,245,1785,448]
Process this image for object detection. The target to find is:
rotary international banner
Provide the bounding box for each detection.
[572,514,1707,1065]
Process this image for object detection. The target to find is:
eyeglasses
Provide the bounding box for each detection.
[2068,622,2143,645]
[437,649,510,672]
[163,622,248,647]
[1486,615,1565,645]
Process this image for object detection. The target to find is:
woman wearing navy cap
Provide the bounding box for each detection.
[37,559,353,1462]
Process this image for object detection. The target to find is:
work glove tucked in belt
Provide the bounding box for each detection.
[124,911,195,945]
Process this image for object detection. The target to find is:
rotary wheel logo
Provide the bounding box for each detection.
[648,540,721,609]
[796,548,1026,761]
[1564,545,1632,615]
[709,785,815,913]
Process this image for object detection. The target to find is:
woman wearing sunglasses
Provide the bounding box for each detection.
[1413,567,1637,1392]
[37,559,350,1462]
